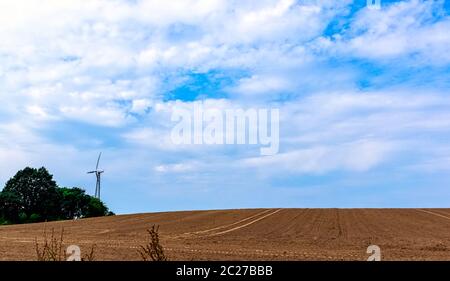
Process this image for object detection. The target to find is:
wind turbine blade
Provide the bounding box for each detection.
[96,152,102,170]
[87,171,96,174]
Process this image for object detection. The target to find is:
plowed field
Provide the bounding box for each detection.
[0,208,449,260]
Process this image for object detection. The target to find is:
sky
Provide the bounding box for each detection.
[1,0,450,214]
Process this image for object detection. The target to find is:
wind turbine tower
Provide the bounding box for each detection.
[87,152,104,199]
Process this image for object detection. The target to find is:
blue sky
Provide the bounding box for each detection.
[1,0,450,214]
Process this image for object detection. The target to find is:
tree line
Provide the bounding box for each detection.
[0,167,113,225]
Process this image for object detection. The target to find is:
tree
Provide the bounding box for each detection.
[2,167,61,221]
[85,197,109,218]
[0,167,113,225]
[0,191,21,224]
[59,187,111,219]
[59,187,91,219]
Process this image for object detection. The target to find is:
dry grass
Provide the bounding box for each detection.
[35,226,96,261]
[139,225,167,261]
[81,244,96,261]
[35,227,65,261]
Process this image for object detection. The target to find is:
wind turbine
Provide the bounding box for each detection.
[87,152,104,199]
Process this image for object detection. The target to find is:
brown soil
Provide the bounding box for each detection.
[0,208,449,260]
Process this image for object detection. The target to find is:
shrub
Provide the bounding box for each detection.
[35,226,97,261]
[139,225,167,261]
[19,212,28,224]
[29,213,42,223]
[35,227,65,261]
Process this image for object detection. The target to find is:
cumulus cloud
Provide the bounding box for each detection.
[232,75,293,96]
[242,139,395,173]
[321,0,450,64]
[155,162,198,173]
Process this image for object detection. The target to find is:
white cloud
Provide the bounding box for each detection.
[155,162,197,173]
[233,75,293,95]
[25,105,57,121]
[242,139,394,173]
[131,99,153,114]
[118,89,450,177]
[123,127,175,150]
[326,0,450,64]
[5,0,423,134]
[59,104,132,127]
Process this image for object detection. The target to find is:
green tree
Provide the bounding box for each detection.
[2,167,61,221]
[59,187,91,219]
[59,187,112,219]
[0,191,22,224]
[85,197,109,218]
[0,167,113,225]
